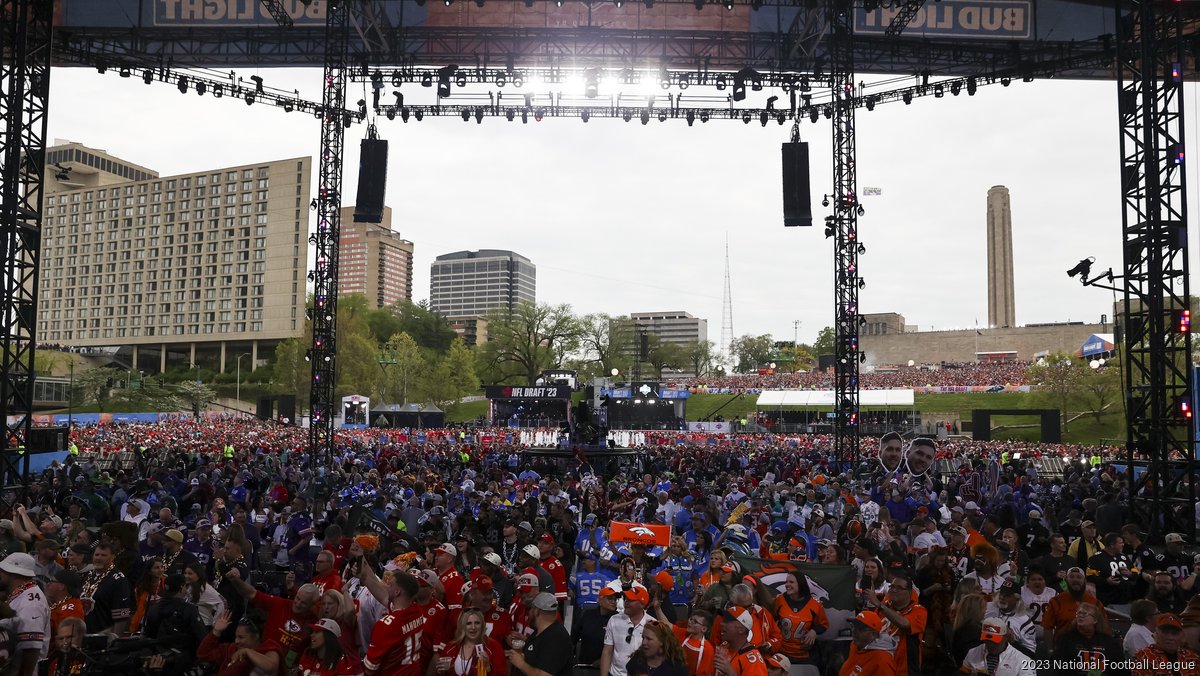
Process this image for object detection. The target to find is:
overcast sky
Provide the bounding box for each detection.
[46,67,1200,349]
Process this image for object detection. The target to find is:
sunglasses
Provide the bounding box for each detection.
[626,626,636,644]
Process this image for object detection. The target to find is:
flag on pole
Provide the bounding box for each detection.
[733,554,858,636]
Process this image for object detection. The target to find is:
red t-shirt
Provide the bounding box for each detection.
[198,632,285,676]
[439,569,464,610]
[508,600,530,637]
[311,571,343,595]
[540,556,568,601]
[415,599,452,648]
[364,604,429,676]
[252,592,316,665]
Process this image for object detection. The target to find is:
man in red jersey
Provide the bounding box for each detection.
[364,571,429,676]
[509,573,541,640]
[537,532,568,609]
[225,567,319,671]
[464,575,513,642]
[414,569,451,649]
[433,543,464,610]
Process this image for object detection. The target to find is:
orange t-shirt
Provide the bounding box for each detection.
[881,602,927,676]
[772,595,828,662]
[726,644,768,676]
[672,624,715,676]
[710,605,782,653]
[50,598,85,642]
[840,646,897,676]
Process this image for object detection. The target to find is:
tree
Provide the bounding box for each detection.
[579,313,634,378]
[177,380,217,416]
[1025,351,1084,431]
[682,339,716,378]
[335,332,380,399]
[730,334,774,373]
[643,336,685,381]
[34,350,66,377]
[479,302,583,384]
[272,337,312,404]
[381,332,427,405]
[776,344,816,372]
[812,326,836,357]
[1078,360,1122,422]
[395,300,457,351]
[74,367,117,412]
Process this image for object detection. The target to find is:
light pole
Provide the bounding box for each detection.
[67,358,74,431]
[377,348,397,404]
[236,353,250,415]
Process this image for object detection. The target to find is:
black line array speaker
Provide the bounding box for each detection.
[277,395,296,424]
[354,137,388,223]
[782,141,813,227]
[256,397,272,421]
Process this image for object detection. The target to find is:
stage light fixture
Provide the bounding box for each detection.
[693,0,704,9]
[415,110,424,121]
[455,71,467,88]
[699,111,709,123]
[902,91,912,104]
[584,68,600,98]
[967,77,977,95]
[196,81,207,95]
[386,109,395,120]
[950,81,961,96]
[724,0,733,8]
[759,111,768,126]
[461,109,471,122]
[640,110,650,125]
[521,110,528,123]
[401,107,411,121]
[686,110,695,126]
[524,0,533,6]
[933,84,944,98]
[581,110,590,122]
[177,76,189,94]
[475,108,484,123]
[822,105,832,119]
[505,109,515,121]
[444,0,452,5]
[534,107,545,121]
[143,70,153,84]
[857,243,865,255]
[824,217,835,238]
[118,66,131,78]
[1001,77,1011,86]
[623,110,632,122]
[741,111,751,124]
[858,279,865,289]
[1066,256,1095,280]
[809,108,818,123]
[751,0,762,8]
[556,0,564,5]
[865,96,875,111]
[822,196,829,207]
[648,398,657,405]
[644,0,653,6]
[213,84,223,98]
[777,112,787,125]
[614,0,623,6]
[658,111,668,122]
[245,93,255,105]
[857,204,865,216]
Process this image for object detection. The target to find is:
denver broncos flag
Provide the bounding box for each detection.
[609,521,672,547]
[734,555,858,636]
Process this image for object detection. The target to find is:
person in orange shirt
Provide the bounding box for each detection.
[709,583,781,654]
[658,605,716,676]
[862,570,925,676]
[772,570,828,668]
[841,610,897,676]
[1042,567,1105,645]
[715,606,768,676]
[47,570,84,656]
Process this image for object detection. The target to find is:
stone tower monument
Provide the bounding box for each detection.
[986,185,1016,328]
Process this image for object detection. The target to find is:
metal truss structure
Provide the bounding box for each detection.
[308,0,351,467]
[828,0,858,467]
[51,25,1118,78]
[0,0,51,510]
[1116,0,1195,542]
[259,0,295,28]
[883,0,925,37]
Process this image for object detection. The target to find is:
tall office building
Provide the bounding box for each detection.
[623,311,708,377]
[986,185,1016,328]
[429,249,536,318]
[39,141,309,372]
[337,206,415,309]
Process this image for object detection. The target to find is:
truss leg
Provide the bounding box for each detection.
[829,0,860,468]
[1117,0,1195,542]
[308,0,350,468]
[0,0,51,511]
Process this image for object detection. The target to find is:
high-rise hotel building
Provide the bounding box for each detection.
[39,141,309,372]
[429,249,536,319]
[337,206,415,309]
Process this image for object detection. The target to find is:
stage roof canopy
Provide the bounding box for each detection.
[757,389,914,407]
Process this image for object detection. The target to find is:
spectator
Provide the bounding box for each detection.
[1042,567,1104,644]
[82,542,132,635]
[363,571,429,676]
[959,617,1035,676]
[432,609,507,676]
[1124,598,1160,657]
[197,610,284,676]
[602,586,655,676]
[1051,603,1124,675]
[142,572,207,672]
[299,618,364,676]
[626,619,689,676]
[1133,613,1200,676]
[507,592,573,676]
[839,610,895,676]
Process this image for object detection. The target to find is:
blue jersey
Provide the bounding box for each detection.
[657,555,695,606]
[571,569,612,607]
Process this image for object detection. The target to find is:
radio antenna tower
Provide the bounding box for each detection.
[721,235,735,362]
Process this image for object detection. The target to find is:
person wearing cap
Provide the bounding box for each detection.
[160,526,198,577]
[478,551,516,610]
[31,538,62,586]
[765,653,790,676]
[0,552,49,674]
[863,569,925,676]
[601,586,656,676]
[363,571,430,676]
[184,518,216,570]
[413,568,452,647]
[0,518,21,559]
[507,592,572,676]
[462,573,513,645]
[697,561,738,615]
[959,617,1034,676]
[983,579,1036,657]
[839,610,895,676]
[509,572,543,638]
[518,543,555,597]
[1041,567,1105,644]
[1133,612,1200,676]
[570,553,610,613]
[713,605,768,676]
[537,532,568,606]
[1160,532,1195,582]
[711,583,782,656]
[299,617,365,676]
[47,568,85,648]
[1066,520,1101,569]
[434,542,465,610]
[1017,509,1051,560]
[1051,602,1123,675]
[577,585,621,666]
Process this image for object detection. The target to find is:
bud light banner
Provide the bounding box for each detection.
[856,0,1033,40]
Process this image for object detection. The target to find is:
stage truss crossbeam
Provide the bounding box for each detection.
[0,0,50,510]
[829,0,859,467]
[1117,0,1196,542]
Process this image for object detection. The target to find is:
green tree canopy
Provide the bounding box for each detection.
[478,302,583,384]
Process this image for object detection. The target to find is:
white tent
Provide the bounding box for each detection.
[756,389,915,407]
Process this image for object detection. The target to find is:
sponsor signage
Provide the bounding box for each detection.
[855,0,1033,40]
[153,0,328,26]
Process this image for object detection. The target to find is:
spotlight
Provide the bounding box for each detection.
[865,96,875,111]
[658,110,668,122]
[822,196,830,207]
[858,279,865,289]
[640,110,649,125]
[741,111,751,124]
[581,110,590,123]
[177,76,188,94]
[623,110,632,122]
[857,243,866,255]
[809,108,818,123]
[699,111,709,123]
[822,105,832,119]
[475,107,484,123]
[213,84,223,98]
[119,67,131,78]
[401,107,410,121]
[902,91,912,104]
[245,93,255,105]
[521,110,528,123]
[1066,257,1095,280]
[933,84,944,98]
[505,109,515,121]
[584,67,600,98]
[196,81,206,95]
[461,109,470,122]
[444,0,452,5]
[967,77,977,95]
[386,109,395,120]
[614,0,622,6]
[1001,77,1011,86]
[524,0,533,6]
[693,0,703,8]
[644,0,653,6]
[857,204,865,217]
[283,101,293,112]
[751,0,761,8]
[143,70,153,84]
[686,109,695,126]
[723,0,733,7]
[414,110,424,121]
[534,107,544,121]
[475,0,484,6]
[950,81,961,96]
[760,111,769,126]
[824,217,835,238]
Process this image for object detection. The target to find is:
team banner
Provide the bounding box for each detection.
[609,522,672,547]
[734,555,858,638]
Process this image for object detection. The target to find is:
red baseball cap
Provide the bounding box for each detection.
[851,610,884,633]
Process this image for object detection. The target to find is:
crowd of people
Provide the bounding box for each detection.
[0,418,1191,676]
[673,361,1032,392]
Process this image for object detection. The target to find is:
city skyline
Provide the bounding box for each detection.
[43,67,1200,348]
